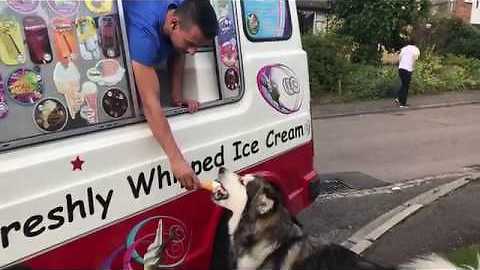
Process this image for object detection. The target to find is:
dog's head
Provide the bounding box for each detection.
[209,167,282,234]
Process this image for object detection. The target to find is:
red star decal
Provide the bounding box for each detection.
[71,156,85,171]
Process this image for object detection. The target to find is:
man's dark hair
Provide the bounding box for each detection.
[175,0,219,39]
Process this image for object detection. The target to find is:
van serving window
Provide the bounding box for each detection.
[0,0,243,151]
[0,2,141,151]
[241,0,292,42]
[157,0,243,115]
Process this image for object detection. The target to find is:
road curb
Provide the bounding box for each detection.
[312,100,480,120]
[341,174,479,254]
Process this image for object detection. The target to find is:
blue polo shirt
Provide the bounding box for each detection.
[123,0,182,66]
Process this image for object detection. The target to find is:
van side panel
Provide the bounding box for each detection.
[9,143,314,270]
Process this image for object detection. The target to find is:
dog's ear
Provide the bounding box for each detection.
[256,193,275,215]
[240,174,255,186]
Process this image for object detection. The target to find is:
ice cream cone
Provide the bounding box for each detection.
[199,180,219,192]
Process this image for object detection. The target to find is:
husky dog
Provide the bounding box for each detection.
[207,167,476,270]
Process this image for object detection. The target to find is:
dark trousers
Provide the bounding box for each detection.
[397,69,412,106]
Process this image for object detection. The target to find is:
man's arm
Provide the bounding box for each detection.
[132,60,199,190]
[169,52,199,113]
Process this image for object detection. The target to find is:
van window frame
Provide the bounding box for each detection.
[0,0,245,152]
[163,0,246,117]
[0,0,142,152]
[240,0,293,42]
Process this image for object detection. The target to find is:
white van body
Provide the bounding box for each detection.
[0,0,316,269]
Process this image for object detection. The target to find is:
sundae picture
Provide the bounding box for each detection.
[7,68,43,105]
[224,68,239,90]
[80,81,98,124]
[220,40,238,67]
[33,98,67,132]
[87,59,125,86]
[102,88,128,118]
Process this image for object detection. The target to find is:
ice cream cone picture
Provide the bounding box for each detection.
[0,16,26,65]
[52,18,78,65]
[53,61,83,119]
[0,75,8,119]
[80,81,98,124]
[85,0,113,14]
[76,16,101,61]
[33,98,67,132]
[7,68,43,105]
[102,88,128,118]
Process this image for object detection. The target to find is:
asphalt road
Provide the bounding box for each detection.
[300,104,480,266]
[313,104,480,183]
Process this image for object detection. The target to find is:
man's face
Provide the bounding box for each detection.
[170,23,211,55]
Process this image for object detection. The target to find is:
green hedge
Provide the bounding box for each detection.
[417,17,480,59]
[302,34,351,96]
[304,34,480,102]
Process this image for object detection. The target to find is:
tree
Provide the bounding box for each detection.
[333,0,430,64]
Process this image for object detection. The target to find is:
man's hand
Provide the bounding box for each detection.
[173,99,200,113]
[170,158,199,190]
[132,61,199,191]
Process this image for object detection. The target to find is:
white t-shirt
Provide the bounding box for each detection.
[399,45,420,72]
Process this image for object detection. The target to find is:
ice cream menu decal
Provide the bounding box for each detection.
[0,0,134,149]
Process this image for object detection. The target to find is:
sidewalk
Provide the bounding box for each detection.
[311,90,480,119]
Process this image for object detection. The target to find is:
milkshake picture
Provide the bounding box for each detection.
[80,81,98,124]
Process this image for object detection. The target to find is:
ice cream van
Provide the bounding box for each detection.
[0,0,316,269]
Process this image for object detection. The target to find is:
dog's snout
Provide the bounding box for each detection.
[218,167,226,175]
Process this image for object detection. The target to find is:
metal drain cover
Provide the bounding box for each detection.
[310,172,388,198]
[316,178,353,194]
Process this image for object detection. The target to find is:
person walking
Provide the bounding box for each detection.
[394,41,420,108]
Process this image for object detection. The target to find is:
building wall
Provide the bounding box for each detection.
[471,0,480,24]
[454,0,472,23]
